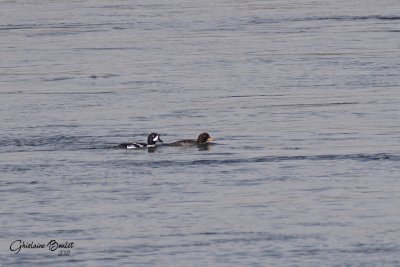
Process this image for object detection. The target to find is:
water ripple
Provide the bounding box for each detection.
[99,153,400,169]
[248,15,400,25]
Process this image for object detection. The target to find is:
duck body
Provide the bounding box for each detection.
[169,133,214,146]
[118,133,163,149]
[169,139,197,146]
[118,142,148,149]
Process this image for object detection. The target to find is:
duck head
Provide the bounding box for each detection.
[197,133,214,144]
[147,133,163,146]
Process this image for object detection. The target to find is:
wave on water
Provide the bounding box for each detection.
[310,15,400,21]
[182,153,400,165]
[1,134,399,163]
[99,153,400,169]
[0,91,115,95]
[0,135,112,152]
[248,15,400,25]
[0,22,114,31]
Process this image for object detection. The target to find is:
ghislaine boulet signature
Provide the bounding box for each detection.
[10,239,74,255]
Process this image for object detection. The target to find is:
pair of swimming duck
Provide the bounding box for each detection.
[118,132,214,149]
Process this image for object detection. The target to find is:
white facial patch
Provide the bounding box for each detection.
[153,135,159,142]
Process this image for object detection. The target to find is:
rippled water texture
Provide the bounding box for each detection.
[1,0,400,266]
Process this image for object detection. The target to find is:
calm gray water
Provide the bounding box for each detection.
[1,0,400,266]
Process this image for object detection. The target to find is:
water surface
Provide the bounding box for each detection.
[1,0,400,266]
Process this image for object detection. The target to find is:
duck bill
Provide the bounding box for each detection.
[207,137,214,142]
[158,137,163,142]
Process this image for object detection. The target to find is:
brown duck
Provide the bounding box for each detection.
[169,133,214,146]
